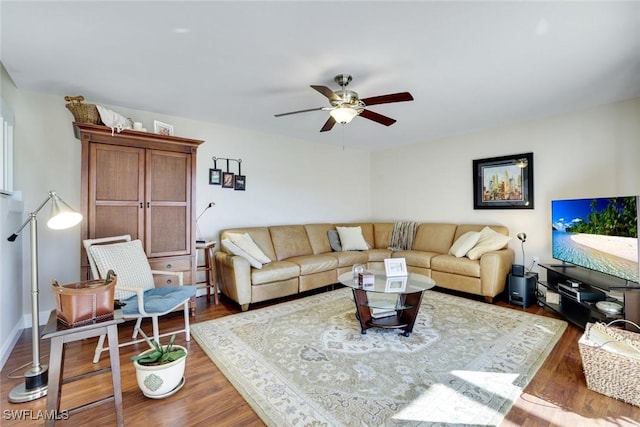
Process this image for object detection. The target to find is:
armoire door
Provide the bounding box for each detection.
[89,143,145,240]
[145,149,192,258]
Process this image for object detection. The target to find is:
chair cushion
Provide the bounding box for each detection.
[89,239,155,300]
[121,286,196,315]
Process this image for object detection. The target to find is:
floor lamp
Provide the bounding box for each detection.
[7,191,82,403]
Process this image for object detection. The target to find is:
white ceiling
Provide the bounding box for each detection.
[2,1,640,151]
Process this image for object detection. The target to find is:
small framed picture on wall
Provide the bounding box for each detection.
[222,172,235,188]
[209,169,222,185]
[234,175,246,191]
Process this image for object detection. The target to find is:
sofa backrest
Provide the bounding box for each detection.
[270,225,313,260]
[304,223,334,255]
[412,223,458,253]
[454,224,510,242]
[373,223,394,249]
[220,227,277,261]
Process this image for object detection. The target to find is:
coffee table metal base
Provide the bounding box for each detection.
[351,288,425,337]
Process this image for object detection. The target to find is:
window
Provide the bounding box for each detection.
[0,97,14,194]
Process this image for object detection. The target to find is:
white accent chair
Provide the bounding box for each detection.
[84,235,196,363]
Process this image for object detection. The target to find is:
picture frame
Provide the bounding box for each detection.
[473,152,534,209]
[222,172,235,188]
[153,120,174,136]
[209,168,222,185]
[234,174,246,191]
[385,276,407,292]
[384,258,408,277]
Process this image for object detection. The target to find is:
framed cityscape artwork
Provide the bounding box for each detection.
[473,152,534,209]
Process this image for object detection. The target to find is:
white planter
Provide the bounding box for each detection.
[133,345,187,399]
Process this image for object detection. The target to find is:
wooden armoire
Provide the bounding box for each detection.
[75,123,203,288]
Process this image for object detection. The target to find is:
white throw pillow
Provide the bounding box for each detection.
[226,233,271,264]
[221,239,263,269]
[336,226,369,251]
[466,227,512,260]
[448,231,481,258]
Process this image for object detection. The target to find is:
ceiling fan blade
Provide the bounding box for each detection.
[360,109,397,126]
[361,92,414,106]
[320,116,336,132]
[274,107,325,117]
[311,85,341,102]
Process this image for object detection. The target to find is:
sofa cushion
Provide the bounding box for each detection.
[412,223,458,254]
[364,248,393,262]
[251,261,300,285]
[336,226,369,251]
[431,254,481,278]
[304,223,334,254]
[226,233,271,264]
[466,226,512,260]
[270,225,313,260]
[448,231,481,258]
[329,250,368,267]
[392,250,438,269]
[286,254,339,275]
[221,239,263,269]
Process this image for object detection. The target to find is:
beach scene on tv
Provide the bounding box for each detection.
[552,197,638,284]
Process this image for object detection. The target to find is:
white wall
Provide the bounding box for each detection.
[371,97,640,272]
[0,195,23,368]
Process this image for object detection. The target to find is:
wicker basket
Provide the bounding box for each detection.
[578,320,640,407]
[64,95,102,125]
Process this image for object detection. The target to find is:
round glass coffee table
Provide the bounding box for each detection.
[338,271,435,336]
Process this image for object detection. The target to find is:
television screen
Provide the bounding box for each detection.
[552,196,639,284]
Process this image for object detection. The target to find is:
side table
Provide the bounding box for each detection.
[196,240,219,304]
[42,310,124,427]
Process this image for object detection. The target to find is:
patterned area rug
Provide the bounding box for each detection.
[192,288,566,426]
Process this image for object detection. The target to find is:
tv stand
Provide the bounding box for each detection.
[537,264,627,329]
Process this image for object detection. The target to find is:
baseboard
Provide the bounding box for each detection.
[0,320,24,371]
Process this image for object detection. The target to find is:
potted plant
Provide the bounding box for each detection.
[131,334,187,399]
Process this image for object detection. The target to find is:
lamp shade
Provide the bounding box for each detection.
[330,107,358,124]
[47,194,83,230]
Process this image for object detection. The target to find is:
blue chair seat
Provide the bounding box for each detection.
[121,286,196,316]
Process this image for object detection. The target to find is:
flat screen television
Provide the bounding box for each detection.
[551,196,639,285]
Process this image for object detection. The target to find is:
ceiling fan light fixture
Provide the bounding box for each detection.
[330,107,358,124]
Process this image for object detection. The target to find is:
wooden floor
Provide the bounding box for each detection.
[2,288,639,427]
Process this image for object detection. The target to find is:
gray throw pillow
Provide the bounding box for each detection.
[327,230,342,252]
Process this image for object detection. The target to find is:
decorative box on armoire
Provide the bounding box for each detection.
[74,123,203,292]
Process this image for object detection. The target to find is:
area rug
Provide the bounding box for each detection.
[191,288,567,426]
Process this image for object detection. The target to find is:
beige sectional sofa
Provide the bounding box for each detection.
[215,222,515,311]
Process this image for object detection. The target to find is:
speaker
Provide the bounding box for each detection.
[508,273,536,308]
[624,290,640,332]
[511,264,525,277]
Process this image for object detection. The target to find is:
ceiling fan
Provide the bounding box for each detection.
[274,74,414,132]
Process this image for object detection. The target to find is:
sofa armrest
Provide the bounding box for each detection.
[479,248,515,298]
[215,251,253,309]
